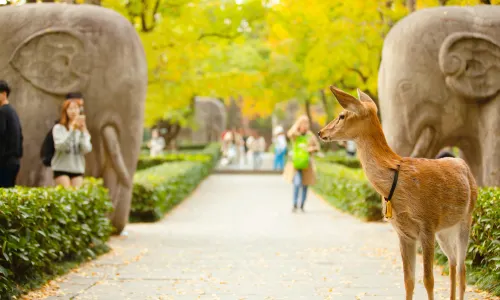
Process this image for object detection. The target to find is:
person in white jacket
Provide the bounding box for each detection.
[247,133,266,169]
[148,128,166,157]
[51,93,92,188]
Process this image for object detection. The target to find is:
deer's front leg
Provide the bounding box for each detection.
[399,236,417,300]
[421,232,436,300]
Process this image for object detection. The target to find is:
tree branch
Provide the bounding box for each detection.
[198,32,242,41]
[347,67,368,83]
[141,0,161,32]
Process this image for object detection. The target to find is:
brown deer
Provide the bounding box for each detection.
[318,86,477,300]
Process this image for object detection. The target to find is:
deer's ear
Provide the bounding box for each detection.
[330,86,364,114]
[357,88,374,104]
[357,88,377,112]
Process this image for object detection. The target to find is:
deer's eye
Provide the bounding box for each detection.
[339,114,345,120]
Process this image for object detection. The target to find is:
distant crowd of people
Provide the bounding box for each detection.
[220,129,266,169]
[0,80,92,189]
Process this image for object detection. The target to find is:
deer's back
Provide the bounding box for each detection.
[394,157,475,232]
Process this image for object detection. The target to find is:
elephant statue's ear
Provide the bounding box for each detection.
[439,32,500,100]
[9,29,91,95]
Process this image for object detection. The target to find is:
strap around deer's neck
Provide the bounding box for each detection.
[384,164,400,201]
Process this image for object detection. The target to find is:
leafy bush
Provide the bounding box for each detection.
[435,187,500,295]
[0,179,112,297]
[178,143,209,151]
[137,143,221,171]
[313,161,382,221]
[316,150,361,169]
[137,152,212,171]
[131,161,211,222]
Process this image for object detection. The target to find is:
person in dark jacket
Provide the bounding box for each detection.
[0,80,23,188]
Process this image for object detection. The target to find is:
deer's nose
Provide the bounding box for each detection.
[317,131,322,137]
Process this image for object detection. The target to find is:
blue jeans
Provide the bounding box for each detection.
[293,170,308,208]
[273,149,286,171]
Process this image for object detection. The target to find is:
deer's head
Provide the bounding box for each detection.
[318,86,379,142]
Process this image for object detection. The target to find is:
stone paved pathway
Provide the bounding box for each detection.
[40,175,494,300]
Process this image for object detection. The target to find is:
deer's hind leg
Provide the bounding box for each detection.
[457,221,472,300]
[437,225,459,300]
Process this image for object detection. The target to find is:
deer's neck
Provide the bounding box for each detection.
[355,127,401,198]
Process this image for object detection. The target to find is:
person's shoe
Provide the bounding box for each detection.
[300,205,305,212]
[292,205,297,212]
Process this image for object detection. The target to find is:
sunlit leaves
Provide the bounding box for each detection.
[100,0,491,127]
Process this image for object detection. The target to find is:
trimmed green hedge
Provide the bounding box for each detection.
[435,187,500,296]
[316,150,361,169]
[131,143,221,222]
[313,162,382,221]
[0,179,112,298]
[137,143,221,171]
[131,161,211,222]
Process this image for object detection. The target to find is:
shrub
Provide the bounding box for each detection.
[316,150,362,169]
[131,161,211,222]
[435,187,500,295]
[137,143,221,171]
[178,143,209,151]
[313,161,382,221]
[0,179,112,298]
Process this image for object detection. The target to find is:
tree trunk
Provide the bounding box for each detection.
[406,0,416,12]
[304,98,314,131]
[480,0,491,4]
[438,0,448,5]
[304,99,320,144]
[158,122,181,149]
[319,89,334,122]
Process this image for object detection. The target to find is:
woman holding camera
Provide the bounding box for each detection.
[51,92,92,188]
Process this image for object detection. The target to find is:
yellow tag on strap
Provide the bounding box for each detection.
[385,200,393,219]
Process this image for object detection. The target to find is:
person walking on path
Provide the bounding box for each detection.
[236,128,248,167]
[273,126,287,171]
[247,132,266,170]
[283,115,320,212]
[147,128,166,157]
[51,92,92,189]
[0,80,23,188]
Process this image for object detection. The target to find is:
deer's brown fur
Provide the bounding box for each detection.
[318,86,477,300]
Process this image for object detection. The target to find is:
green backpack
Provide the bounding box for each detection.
[293,133,310,170]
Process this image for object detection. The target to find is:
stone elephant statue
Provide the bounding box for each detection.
[191,97,227,143]
[378,5,500,187]
[0,4,147,233]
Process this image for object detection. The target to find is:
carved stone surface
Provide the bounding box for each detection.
[378,5,500,186]
[0,4,147,233]
[179,97,227,143]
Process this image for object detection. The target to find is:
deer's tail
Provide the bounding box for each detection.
[466,166,478,219]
